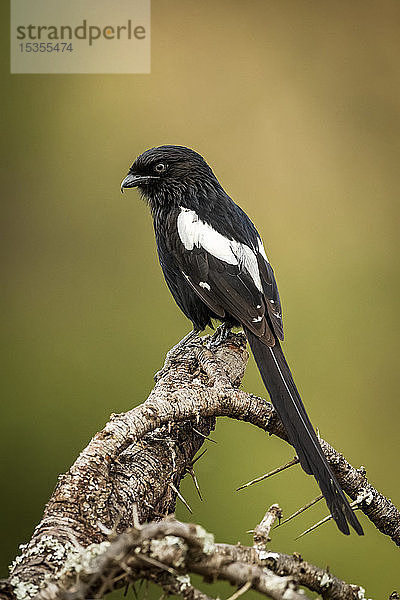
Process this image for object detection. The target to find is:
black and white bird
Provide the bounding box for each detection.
[121,145,363,536]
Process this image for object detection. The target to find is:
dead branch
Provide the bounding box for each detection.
[2,329,399,600]
[30,516,364,600]
[253,504,283,550]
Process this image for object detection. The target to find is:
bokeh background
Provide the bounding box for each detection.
[2,1,400,598]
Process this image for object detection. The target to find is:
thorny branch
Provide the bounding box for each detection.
[21,515,366,600]
[2,329,399,600]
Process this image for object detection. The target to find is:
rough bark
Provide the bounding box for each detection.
[2,330,399,600]
[15,516,367,600]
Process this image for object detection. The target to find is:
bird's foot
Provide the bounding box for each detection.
[207,323,233,349]
[154,330,201,381]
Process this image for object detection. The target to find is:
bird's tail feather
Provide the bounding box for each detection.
[245,328,363,536]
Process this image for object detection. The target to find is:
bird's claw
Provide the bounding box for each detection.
[207,323,233,349]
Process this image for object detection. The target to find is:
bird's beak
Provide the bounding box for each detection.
[120,173,158,193]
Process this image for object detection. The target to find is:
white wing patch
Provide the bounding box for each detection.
[257,237,269,263]
[231,241,262,291]
[177,207,237,264]
[177,207,262,292]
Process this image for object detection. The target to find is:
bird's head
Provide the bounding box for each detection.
[120,145,221,209]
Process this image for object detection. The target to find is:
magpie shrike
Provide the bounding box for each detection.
[121,145,363,536]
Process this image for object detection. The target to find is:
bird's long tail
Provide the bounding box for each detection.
[245,328,363,535]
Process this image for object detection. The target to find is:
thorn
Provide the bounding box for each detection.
[295,513,333,539]
[274,494,324,529]
[97,513,121,538]
[97,521,113,536]
[113,571,131,584]
[295,498,361,539]
[132,502,142,530]
[136,552,177,575]
[192,448,208,465]
[225,580,252,600]
[192,427,217,443]
[188,467,203,501]
[169,482,193,513]
[236,457,299,491]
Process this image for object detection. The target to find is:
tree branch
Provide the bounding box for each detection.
[21,513,363,600]
[29,516,364,600]
[2,330,399,600]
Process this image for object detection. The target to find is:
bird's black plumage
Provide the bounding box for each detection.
[121,145,363,536]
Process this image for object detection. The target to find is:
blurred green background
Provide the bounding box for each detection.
[2,1,399,598]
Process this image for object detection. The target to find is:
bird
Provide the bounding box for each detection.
[121,144,363,536]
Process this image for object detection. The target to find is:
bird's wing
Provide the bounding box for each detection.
[257,251,284,341]
[156,231,225,324]
[172,208,284,345]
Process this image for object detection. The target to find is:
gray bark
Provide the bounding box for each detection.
[2,330,399,600]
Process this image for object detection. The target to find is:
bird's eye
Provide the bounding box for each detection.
[154,162,167,173]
